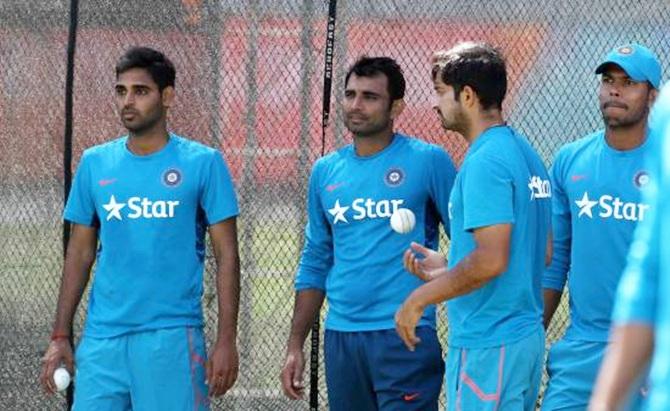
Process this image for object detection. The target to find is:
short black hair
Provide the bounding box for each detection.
[115,47,176,91]
[345,56,406,101]
[431,42,507,110]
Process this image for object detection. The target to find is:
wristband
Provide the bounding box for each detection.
[50,333,70,341]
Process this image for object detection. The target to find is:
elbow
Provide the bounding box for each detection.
[545,242,553,267]
[476,253,508,282]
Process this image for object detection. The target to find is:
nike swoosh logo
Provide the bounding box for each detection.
[403,393,420,401]
[571,175,587,182]
[326,182,345,192]
[98,178,117,186]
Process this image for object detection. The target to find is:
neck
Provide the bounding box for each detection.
[127,123,169,155]
[353,128,395,157]
[605,121,647,151]
[463,110,505,145]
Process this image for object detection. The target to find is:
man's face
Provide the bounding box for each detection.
[343,73,394,137]
[432,75,466,133]
[598,65,654,128]
[115,68,167,134]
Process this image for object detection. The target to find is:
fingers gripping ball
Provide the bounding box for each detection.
[53,367,71,392]
[390,208,416,234]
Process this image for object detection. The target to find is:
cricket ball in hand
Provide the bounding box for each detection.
[53,367,71,392]
[390,208,416,234]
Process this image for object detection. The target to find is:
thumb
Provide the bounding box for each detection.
[64,352,75,375]
[293,356,304,387]
[205,359,212,385]
[410,242,430,257]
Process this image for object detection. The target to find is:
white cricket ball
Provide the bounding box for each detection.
[53,367,71,392]
[390,208,416,234]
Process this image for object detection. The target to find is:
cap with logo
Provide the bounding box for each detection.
[595,43,661,90]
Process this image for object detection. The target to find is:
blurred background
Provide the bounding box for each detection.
[1,0,668,409]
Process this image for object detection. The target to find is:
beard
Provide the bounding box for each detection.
[436,107,466,134]
[121,108,163,135]
[601,104,649,129]
[344,114,391,137]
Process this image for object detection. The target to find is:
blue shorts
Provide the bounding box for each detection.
[73,327,210,411]
[324,326,444,411]
[541,338,647,411]
[446,326,544,411]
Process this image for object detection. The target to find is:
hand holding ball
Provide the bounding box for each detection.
[53,367,71,392]
[390,208,416,234]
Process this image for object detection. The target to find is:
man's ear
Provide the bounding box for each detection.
[390,98,406,120]
[648,87,658,109]
[459,85,477,109]
[161,86,175,109]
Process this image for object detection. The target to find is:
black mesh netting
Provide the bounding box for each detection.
[1,0,668,409]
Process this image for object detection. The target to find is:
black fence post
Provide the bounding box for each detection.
[63,0,79,409]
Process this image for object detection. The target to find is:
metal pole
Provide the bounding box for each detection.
[63,0,79,409]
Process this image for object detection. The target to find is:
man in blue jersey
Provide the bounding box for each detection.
[39,47,240,410]
[279,56,457,410]
[395,42,552,411]
[589,81,670,411]
[541,43,661,411]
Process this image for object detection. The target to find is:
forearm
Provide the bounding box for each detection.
[408,248,502,309]
[215,256,240,343]
[52,249,95,335]
[287,289,325,351]
[543,288,563,329]
[590,324,654,410]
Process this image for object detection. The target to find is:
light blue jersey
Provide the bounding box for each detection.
[446,125,551,348]
[613,84,670,411]
[64,134,239,338]
[295,133,456,331]
[544,130,651,342]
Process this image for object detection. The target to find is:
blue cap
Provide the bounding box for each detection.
[595,43,661,89]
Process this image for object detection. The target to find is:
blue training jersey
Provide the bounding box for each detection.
[544,130,651,342]
[64,134,239,338]
[295,133,456,332]
[446,125,551,349]
[613,84,670,411]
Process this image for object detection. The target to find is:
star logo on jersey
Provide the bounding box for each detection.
[574,192,598,218]
[328,200,349,224]
[103,195,126,221]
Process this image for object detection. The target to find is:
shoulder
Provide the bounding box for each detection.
[169,134,231,172]
[312,144,352,173]
[171,134,220,158]
[79,136,127,166]
[396,133,455,165]
[554,130,604,163]
[83,136,126,156]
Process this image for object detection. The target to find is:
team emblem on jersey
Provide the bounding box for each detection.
[162,168,182,187]
[633,171,649,189]
[384,167,405,187]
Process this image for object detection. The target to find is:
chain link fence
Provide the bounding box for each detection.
[1,0,668,409]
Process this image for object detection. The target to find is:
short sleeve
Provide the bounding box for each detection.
[462,154,514,231]
[64,152,99,226]
[428,146,457,236]
[200,151,239,225]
